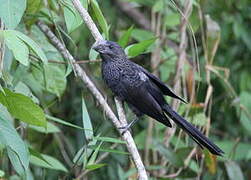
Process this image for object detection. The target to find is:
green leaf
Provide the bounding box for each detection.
[205,15,221,63]
[0,170,4,177]
[88,147,129,155]
[30,153,68,172]
[82,95,94,140]
[216,141,251,161]
[29,148,51,166]
[46,114,84,130]
[86,163,106,170]
[153,0,164,12]
[26,0,43,14]
[73,136,100,165]
[0,0,26,29]
[246,150,251,160]
[118,26,134,48]
[188,160,200,173]
[239,71,251,92]
[131,29,155,41]
[15,30,48,63]
[0,88,47,127]
[125,38,157,58]
[233,19,251,50]
[26,61,66,97]
[90,0,109,39]
[240,91,251,136]
[89,47,99,60]
[14,82,39,104]
[2,30,48,64]
[93,136,126,144]
[44,64,67,97]
[73,146,86,165]
[87,142,102,165]
[0,113,29,176]
[62,0,84,33]
[204,150,217,174]
[191,113,207,126]
[160,48,177,81]
[188,9,200,33]
[156,144,183,167]
[225,161,244,180]
[7,147,27,177]
[29,122,60,133]
[2,30,29,66]
[165,13,180,27]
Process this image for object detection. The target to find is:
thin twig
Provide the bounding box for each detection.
[163,168,183,178]
[48,59,101,64]
[54,134,73,168]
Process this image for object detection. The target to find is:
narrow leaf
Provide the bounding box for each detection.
[157,144,183,167]
[93,136,126,144]
[30,154,68,172]
[86,163,106,170]
[82,95,94,140]
[29,148,51,166]
[88,147,129,155]
[225,161,244,180]
[125,38,157,58]
[29,122,60,133]
[46,114,84,130]
[90,0,109,39]
[87,142,103,165]
[205,15,221,63]
[118,26,134,48]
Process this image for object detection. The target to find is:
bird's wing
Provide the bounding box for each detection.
[135,64,187,103]
[120,73,172,127]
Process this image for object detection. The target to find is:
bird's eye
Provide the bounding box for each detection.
[109,45,113,49]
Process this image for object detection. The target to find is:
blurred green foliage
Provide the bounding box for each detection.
[0,0,251,179]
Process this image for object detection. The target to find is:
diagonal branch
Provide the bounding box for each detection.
[37,0,148,178]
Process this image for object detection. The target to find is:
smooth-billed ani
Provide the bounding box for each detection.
[92,40,224,156]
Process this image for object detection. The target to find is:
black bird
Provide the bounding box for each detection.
[92,40,224,156]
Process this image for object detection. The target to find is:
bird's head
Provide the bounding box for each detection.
[92,40,126,60]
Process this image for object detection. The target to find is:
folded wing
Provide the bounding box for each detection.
[135,64,187,103]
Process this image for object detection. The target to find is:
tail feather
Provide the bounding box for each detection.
[163,104,224,156]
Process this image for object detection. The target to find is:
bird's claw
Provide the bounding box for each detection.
[118,126,130,135]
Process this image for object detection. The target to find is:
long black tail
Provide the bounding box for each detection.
[163,104,224,156]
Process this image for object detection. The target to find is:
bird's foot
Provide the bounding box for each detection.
[118,125,130,135]
[118,118,139,135]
